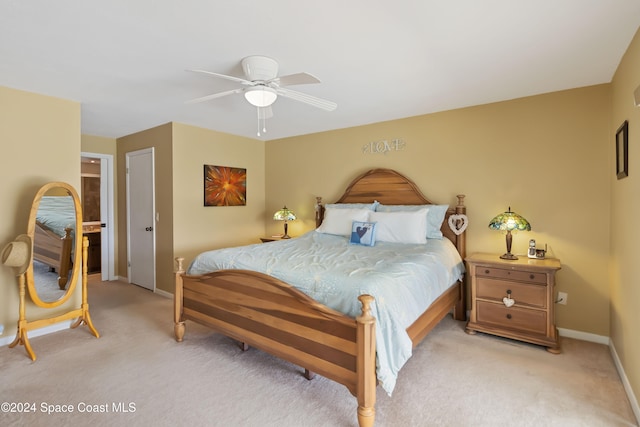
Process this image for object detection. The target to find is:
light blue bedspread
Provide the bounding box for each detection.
[188,231,465,395]
[37,196,76,237]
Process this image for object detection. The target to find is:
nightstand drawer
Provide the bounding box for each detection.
[476,266,547,285]
[476,301,547,335]
[477,278,546,308]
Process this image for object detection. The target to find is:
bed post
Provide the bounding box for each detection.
[174,257,185,342]
[315,196,325,228]
[356,294,376,427]
[454,195,467,321]
[454,195,466,259]
[58,227,74,289]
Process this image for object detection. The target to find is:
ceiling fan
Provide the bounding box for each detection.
[186,56,337,136]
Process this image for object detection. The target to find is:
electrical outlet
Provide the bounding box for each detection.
[557,292,568,305]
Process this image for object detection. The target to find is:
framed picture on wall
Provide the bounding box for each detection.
[616,120,629,180]
[204,165,247,206]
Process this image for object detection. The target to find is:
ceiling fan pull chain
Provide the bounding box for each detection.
[256,107,268,136]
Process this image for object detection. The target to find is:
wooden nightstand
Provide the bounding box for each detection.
[465,253,562,353]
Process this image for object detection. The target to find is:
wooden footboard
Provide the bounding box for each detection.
[174,258,377,427]
[33,223,73,289]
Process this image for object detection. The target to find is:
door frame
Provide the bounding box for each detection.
[81,151,116,281]
[125,147,156,291]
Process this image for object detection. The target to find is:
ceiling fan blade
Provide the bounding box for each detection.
[273,72,321,86]
[185,88,244,104]
[276,87,337,111]
[186,69,252,85]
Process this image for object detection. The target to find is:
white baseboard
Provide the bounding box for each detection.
[154,288,172,299]
[609,341,640,424]
[0,320,73,347]
[559,327,638,424]
[116,277,172,299]
[558,327,609,345]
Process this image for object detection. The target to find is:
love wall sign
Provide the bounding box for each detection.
[362,138,406,155]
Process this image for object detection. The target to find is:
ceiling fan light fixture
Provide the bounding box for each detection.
[244,86,277,107]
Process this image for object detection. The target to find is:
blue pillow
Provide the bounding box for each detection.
[349,221,377,246]
[375,204,448,239]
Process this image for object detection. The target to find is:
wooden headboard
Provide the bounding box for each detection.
[315,168,467,258]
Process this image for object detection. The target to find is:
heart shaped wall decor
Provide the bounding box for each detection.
[503,297,515,308]
[447,214,468,236]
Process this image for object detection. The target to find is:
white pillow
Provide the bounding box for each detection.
[316,208,370,236]
[368,209,429,244]
[376,204,448,239]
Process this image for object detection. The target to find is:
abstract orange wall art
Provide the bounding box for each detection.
[204,165,247,206]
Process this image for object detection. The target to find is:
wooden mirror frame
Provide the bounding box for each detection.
[10,181,99,361]
[25,182,83,307]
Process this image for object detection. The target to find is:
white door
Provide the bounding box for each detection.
[98,157,112,281]
[126,148,156,291]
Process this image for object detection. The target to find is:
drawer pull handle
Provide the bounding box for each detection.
[484,269,490,274]
[530,274,535,280]
[506,314,512,320]
[503,291,515,308]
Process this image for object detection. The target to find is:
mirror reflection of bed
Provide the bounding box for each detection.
[32,259,67,302]
[33,189,76,297]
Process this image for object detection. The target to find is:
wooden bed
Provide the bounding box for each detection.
[33,222,73,289]
[174,168,467,427]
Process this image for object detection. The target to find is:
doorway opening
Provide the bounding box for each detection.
[80,153,115,281]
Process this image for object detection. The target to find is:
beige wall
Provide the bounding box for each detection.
[82,134,117,158]
[0,86,81,339]
[610,27,640,411]
[266,84,611,338]
[171,122,266,266]
[116,123,174,293]
[115,122,265,293]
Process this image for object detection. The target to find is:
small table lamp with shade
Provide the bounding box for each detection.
[488,207,531,260]
[273,206,296,239]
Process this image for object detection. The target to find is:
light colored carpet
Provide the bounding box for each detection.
[0,278,637,427]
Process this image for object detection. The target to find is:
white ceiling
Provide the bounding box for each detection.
[1,1,639,141]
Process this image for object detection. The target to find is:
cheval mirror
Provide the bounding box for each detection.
[10,181,99,360]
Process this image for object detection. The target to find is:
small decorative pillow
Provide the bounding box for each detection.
[349,221,377,246]
[316,208,371,236]
[368,209,429,244]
